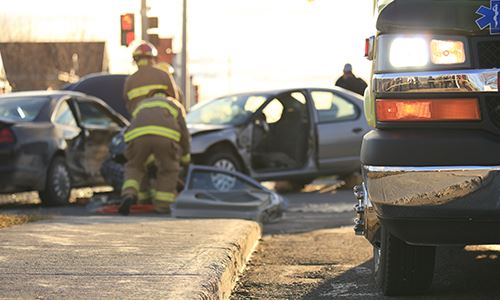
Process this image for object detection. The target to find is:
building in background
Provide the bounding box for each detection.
[0,42,108,91]
[0,52,12,94]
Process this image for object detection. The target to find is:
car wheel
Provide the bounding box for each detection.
[205,150,243,191]
[205,150,243,173]
[100,157,124,192]
[374,226,436,296]
[39,156,72,206]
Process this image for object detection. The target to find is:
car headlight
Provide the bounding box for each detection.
[389,37,429,68]
[378,35,469,71]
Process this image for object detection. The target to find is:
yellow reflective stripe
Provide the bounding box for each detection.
[124,126,181,142]
[132,100,179,119]
[138,192,149,201]
[136,59,149,66]
[127,84,168,100]
[155,191,175,202]
[122,179,139,192]
[181,153,191,164]
[144,154,155,166]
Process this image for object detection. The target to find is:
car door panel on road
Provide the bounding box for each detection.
[310,89,369,173]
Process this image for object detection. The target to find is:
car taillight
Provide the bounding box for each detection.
[376,98,481,122]
[0,128,15,144]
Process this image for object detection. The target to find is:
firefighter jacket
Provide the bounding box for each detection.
[123,65,179,114]
[124,95,191,165]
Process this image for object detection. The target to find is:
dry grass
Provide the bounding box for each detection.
[0,214,47,229]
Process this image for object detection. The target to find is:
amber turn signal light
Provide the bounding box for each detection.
[376,98,481,122]
[430,40,466,65]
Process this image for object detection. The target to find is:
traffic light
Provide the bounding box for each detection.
[120,14,135,46]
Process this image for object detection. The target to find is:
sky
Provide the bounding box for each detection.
[0,0,375,101]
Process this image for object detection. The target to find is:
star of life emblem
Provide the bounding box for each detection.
[476,0,500,35]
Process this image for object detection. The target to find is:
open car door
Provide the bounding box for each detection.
[173,165,287,223]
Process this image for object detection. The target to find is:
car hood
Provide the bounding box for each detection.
[188,123,233,136]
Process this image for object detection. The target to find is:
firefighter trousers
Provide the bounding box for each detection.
[122,135,181,213]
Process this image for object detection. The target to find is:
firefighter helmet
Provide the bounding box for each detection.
[132,41,158,61]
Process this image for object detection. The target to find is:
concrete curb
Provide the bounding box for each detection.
[198,221,261,300]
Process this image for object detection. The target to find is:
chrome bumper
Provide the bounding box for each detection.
[373,68,499,94]
[363,165,500,207]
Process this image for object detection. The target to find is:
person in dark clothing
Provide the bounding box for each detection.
[335,63,368,96]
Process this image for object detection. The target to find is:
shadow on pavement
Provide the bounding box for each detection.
[303,246,500,300]
[264,188,356,235]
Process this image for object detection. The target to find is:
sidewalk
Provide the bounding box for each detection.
[0,216,261,299]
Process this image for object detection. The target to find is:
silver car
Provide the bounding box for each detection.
[187,87,370,187]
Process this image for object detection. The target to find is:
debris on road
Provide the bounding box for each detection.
[88,165,288,223]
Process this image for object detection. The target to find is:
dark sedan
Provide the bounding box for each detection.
[0,91,128,205]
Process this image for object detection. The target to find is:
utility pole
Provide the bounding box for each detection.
[181,0,189,108]
[141,0,148,41]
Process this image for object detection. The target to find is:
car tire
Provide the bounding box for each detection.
[205,150,243,173]
[374,226,436,296]
[100,157,124,192]
[39,156,72,206]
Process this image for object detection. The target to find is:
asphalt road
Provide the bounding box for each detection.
[2,182,500,299]
[232,182,500,300]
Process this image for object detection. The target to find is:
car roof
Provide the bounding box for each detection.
[0,89,128,122]
[216,86,363,100]
[63,73,130,119]
[0,90,88,100]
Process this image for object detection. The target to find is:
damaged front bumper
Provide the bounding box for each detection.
[358,165,500,245]
[363,165,496,207]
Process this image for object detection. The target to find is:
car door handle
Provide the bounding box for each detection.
[195,192,217,200]
[352,127,363,134]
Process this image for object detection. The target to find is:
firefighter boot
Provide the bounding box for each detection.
[118,195,137,216]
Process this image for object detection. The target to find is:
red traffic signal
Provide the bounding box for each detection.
[120,14,135,46]
[121,14,134,31]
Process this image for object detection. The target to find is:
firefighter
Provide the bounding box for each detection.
[119,41,190,215]
[154,62,185,106]
[123,41,179,113]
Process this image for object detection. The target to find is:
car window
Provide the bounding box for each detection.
[53,101,77,127]
[311,91,358,122]
[188,168,261,191]
[243,96,267,112]
[0,96,48,122]
[187,93,270,126]
[77,101,119,127]
[261,98,284,124]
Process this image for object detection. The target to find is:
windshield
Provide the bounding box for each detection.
[187,94,269,125]
[0,96,49,122]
